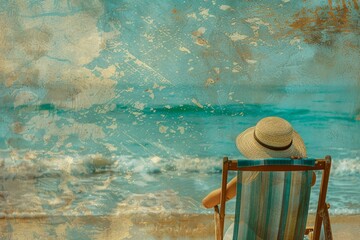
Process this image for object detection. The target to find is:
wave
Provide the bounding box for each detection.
[308,208,360,215]
[7,102,357,125]
[0,154,223,179]
[1,154,359,218]
[1,153,359,179]
[330,157,360,176]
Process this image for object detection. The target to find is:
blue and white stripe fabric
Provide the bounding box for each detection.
[224,159,314,240]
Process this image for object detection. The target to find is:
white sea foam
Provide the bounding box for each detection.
[1,153,359,217]
[1,153,359,177]
[308,208,360,215]
[330,157,360,176]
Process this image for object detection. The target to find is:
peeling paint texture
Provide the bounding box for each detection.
[0,0,359,239]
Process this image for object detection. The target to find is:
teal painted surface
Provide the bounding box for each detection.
[0,0,359,238]
[230,170,312,240]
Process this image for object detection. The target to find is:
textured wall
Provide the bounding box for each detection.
[1,0,359,106]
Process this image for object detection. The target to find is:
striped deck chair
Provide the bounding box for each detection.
[214,156,332,240]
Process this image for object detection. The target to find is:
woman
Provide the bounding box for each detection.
[202,116,315,239]
[202,117,315,208]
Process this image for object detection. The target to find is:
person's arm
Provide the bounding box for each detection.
[312,171,316,186]
[202,176,237,209]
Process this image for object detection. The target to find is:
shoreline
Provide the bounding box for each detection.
[1,213,359,239]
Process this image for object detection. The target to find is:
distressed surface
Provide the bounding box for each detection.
[0,0,359,239]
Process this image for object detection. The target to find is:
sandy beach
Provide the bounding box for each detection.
[1,214,359,239]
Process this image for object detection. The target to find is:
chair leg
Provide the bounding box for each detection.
[322,203,333,240]
[305,227,314,240]
[308,231,313,240]
[214,205,221,240]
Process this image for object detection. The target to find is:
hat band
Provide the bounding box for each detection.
[254,132,292,151]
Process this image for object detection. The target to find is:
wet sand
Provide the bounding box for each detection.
[1,214,359,239]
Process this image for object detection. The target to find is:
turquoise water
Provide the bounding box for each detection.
[0,0,359,224]
[1,96,359,217]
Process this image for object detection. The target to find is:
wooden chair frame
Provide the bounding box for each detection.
[214,156,332,240]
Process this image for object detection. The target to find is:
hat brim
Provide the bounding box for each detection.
[236,127,307,159]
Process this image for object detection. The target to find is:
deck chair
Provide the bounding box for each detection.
[214,156,332,240]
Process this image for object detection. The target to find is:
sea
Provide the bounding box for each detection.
[1,84,359,218]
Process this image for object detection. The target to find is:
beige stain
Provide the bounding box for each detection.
[1,214,360,239]
[0,2,118,110]
[11,122,24,134]
[289,1,359,44]
[192,27,209,47]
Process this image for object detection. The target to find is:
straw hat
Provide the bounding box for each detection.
[236,117,306,159]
